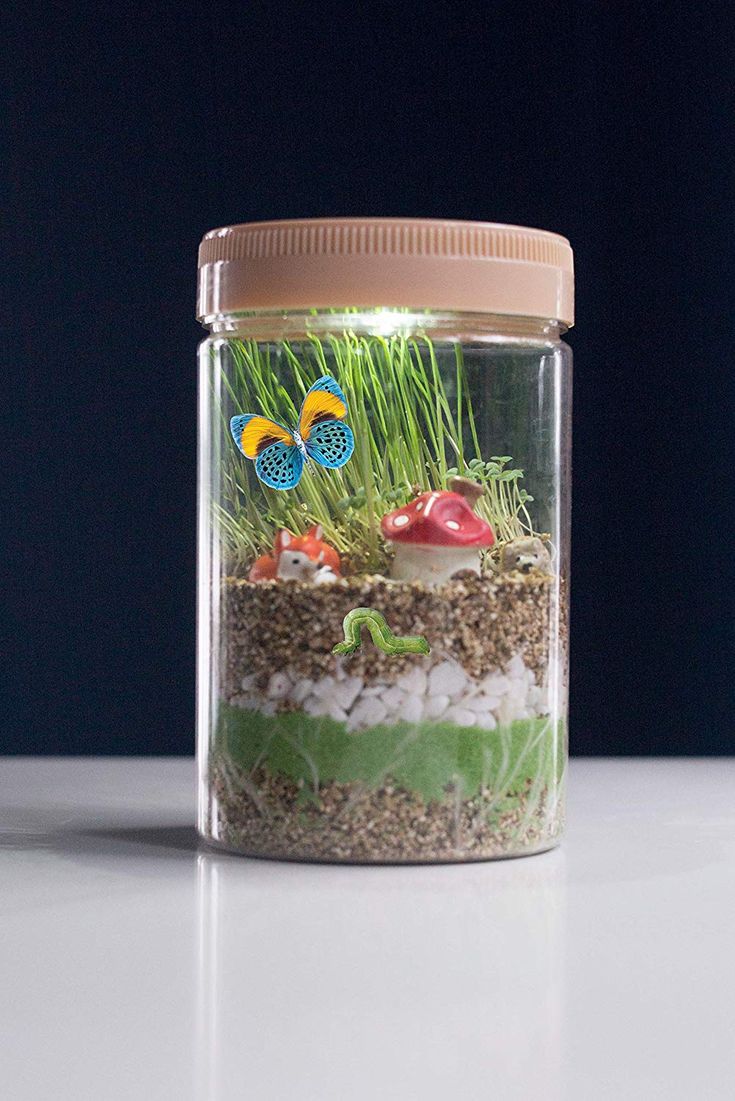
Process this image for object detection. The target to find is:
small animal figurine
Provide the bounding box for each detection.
[230,375,354,490]
[499,536,552,574]
[248,525,341,583]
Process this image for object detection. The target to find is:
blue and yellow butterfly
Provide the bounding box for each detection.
[230,375,355,491]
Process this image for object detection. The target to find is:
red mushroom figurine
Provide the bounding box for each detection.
[381,481,495,584]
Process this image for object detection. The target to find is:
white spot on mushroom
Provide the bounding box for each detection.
[446,520,460,530]
[416,501,424,510]
[393,514,410,527]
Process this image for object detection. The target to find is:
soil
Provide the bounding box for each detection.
[224,570,565,697]
[210,758,565,863]
[213,567,568,862]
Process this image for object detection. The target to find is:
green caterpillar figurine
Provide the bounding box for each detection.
[332,608,431,657]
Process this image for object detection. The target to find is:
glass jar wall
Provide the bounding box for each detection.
[197,305,572,862]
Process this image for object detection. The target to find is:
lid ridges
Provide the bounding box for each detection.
[198,218,572,270]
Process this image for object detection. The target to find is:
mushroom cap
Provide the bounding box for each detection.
[381,490,495,548]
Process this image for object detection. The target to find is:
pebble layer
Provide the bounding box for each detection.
[232,653,548,732]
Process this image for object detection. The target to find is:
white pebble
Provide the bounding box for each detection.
[240,673,257,691]
[528,686,545,709]
[267,672,291,700]
[506,654,526,678]
[291,678,314,704]
[381,685,405,711]
[497,698,522,725]
[328,704,348,723]
[428,660,466,698]
[318,676,337,698]
[445,706,476,727]
[399,695,423,724]
[233,695,257,711]
[333,675,363,712]
[463,694,500,714]
[480,673,509,696]
[396,668,428,696]
[474,712,497,731]
[424,694,450,720]
[347,697,387,731]
[304,696,331,718]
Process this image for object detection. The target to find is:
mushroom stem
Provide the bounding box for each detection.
[447,476,484,509]
[390,544,482,585]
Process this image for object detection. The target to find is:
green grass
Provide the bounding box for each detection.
[217,702,563,806]
[216,332,537,573]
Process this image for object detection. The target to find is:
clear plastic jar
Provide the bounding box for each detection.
[197,219,573,862]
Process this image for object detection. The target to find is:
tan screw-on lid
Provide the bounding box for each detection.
[197,218,574,326]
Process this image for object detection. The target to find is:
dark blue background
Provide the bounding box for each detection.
[5,2,734,754]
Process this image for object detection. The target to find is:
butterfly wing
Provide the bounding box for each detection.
[255,441,304,490]
[304,420,355,469]
[230,414,303,490]
[298,376,349,442]
[230,414,295,458]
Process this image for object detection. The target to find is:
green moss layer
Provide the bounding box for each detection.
[217,704,564,805]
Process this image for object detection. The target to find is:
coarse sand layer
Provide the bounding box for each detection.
[224,571,564,697]
[210,760,564,863]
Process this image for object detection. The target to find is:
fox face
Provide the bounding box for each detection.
[247,524,341,583]
[277,547,322,581]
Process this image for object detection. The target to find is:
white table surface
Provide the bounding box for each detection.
[1,757,733,1101]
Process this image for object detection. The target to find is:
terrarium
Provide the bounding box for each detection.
[197,218,574,862]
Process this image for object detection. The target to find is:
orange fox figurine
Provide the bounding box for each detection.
[248,524,341,583]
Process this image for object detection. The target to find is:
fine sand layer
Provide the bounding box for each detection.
[213,570,566,861]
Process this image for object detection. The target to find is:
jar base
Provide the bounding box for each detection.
[198,828,561,865]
